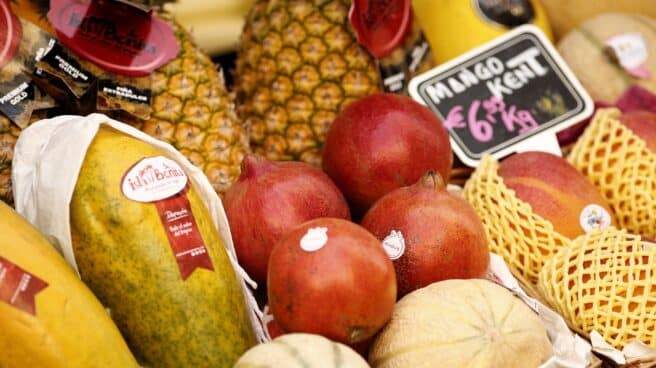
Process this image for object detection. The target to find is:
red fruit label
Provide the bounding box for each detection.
[349,0,412,59]
[122,156,213,280]
[0,0,21,69]
[154,188,214,280]
[0,257,48,316]
[48,0,179,77]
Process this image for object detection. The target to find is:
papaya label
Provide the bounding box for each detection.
[0,0,21,69]
[0,257,48,315]
[154,189,214,280]
[122,156,214,280]
[48,0,179,77]
[122,156,188,202]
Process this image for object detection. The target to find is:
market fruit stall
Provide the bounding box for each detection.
[2,0,656,367]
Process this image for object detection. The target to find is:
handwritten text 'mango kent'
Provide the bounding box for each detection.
[424,47,548,103]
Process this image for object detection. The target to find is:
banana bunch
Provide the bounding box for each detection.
[165,0,255,55]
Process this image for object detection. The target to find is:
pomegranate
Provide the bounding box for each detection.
[223,155,350,285]
[267,218,396,345]
[361,171,490,298]
[322,93,452,217]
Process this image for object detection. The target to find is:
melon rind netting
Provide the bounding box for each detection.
[463,155,572,285]
[567,108,656,239]
[538,227,656,349]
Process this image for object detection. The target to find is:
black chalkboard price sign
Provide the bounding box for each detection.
[409,25,593,167]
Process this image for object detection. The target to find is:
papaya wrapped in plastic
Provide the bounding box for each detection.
[12,114,265,367]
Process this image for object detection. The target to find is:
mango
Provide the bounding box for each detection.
[498,151,617,239]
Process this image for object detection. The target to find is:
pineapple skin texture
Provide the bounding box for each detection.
[234,0,381,166]
[0,115,20,205]
[4,2,250,203]
[117,13,251,196]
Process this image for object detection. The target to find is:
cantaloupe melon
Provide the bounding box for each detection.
[0,201,138,368]
[369,279,552,368]
[542,0,656,40]
[234,333,370,368]
[558,13,656,104]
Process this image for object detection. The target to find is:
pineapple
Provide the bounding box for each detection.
[122,13,250,195]
[0,115,20,205]
[5,0,250,203]
[234,0,381,166]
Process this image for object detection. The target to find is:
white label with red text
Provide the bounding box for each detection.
[121,156,187,202]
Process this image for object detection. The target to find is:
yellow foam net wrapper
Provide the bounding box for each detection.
[567,108,656,239]
[463,155,572,285]
[538,227,656,349]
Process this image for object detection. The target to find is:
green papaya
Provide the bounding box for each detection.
[0,201,138,368]
[70,126,256,367]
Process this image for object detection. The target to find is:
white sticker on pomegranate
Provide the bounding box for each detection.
[300,227,328,252]
[382,230,405,260]
[122,156,188,203]
[579,204,612,233]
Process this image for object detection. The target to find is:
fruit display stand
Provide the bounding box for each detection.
[3,0,656,367]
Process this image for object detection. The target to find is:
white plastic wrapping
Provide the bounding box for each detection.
[591,330,656,365]
[11,113,266,343]
[488,253,594,368]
